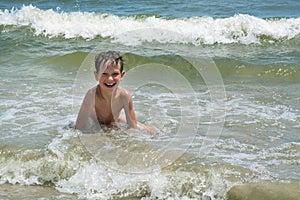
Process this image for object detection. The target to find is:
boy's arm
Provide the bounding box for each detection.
[75,89,94,130]
[121,89,157,134]
[125,95,157,134]
[124,94,137,129]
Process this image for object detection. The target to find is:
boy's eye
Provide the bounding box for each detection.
[102,73,108,77]
[113,73,120,76]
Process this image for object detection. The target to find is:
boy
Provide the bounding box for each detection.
[75,51,155,134]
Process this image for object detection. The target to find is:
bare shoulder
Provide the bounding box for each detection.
[86,85,97,96]
[83,86,97,102]
[117,87,132,100]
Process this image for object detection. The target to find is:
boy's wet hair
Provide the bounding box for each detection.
[95,51,124,73]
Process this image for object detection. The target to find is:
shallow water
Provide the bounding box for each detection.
[0,1,300,199]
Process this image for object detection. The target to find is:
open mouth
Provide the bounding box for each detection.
[104,82,116,88]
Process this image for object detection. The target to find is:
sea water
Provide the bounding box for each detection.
[0,0,299,199]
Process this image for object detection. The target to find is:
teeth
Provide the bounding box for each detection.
[105,83,115,86]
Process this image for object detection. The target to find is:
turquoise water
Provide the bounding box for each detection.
[1,0,300,18]
[0,1,300,199]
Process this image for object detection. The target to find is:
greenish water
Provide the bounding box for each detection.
[1,2,300,199]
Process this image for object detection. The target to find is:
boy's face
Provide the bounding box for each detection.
[94,62,125,92]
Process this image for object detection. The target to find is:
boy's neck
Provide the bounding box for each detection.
[97,84,113,101]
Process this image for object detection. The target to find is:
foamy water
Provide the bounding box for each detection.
[1,1,300,199]
[1,5,300,44]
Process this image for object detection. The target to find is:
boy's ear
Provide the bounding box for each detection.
[121,71,125,79]
[94,71,99,81]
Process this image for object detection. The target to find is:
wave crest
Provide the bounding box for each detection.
[1,5,300,45]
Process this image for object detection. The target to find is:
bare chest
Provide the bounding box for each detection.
[94,97,123,123]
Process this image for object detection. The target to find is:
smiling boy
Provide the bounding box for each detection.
[75,51,155,133]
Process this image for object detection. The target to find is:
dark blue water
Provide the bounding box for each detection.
[1,0,300,18]
[1,0,300,199]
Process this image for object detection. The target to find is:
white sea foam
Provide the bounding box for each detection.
[56,159,234,200]
[1,5,300,44]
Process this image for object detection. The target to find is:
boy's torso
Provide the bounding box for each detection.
[94,85,125,124]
